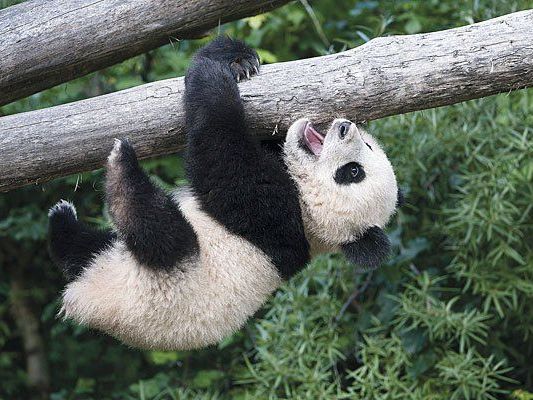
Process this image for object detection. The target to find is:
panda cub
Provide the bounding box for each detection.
[48,37,400,351]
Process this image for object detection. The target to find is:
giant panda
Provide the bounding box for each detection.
[48,36,401,351]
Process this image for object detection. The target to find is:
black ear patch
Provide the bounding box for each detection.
[397,188,405,207]
[340,226,391,271]
[334,162,365,185]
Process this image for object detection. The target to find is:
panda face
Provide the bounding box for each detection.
[284,118,398,246]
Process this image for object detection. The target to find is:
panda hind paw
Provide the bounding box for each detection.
[107,138,137,166]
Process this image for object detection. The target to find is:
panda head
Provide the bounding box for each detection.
[283,118,399,266]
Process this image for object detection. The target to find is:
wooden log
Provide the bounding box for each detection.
[1,10,532,192]
[0,0,291,106]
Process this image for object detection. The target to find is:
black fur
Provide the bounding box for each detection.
[341,226,391,271]
[105,139,199,270]
[397,188,405,207]
[48,202,116,281]
[334,162,366,185]
[195,36,260,82]
[184,36,310,279]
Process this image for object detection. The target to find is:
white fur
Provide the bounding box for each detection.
[60,188,281,350]
[107,139,123,163]
[284,118,398,247]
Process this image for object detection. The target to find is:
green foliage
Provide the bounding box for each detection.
[238,256,351,399]
[514,390,533,400]
[1,0,532,398]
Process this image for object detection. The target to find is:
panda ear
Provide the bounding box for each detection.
[397,187,405,208]
[340,226,391,271]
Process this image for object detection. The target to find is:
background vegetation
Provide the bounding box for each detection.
[1,0,532,399]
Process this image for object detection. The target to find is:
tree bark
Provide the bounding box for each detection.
[1,10,532,192]
[0,0,291,106]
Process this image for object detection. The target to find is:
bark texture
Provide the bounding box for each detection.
[1,10,532,192]
[0,0,290,106]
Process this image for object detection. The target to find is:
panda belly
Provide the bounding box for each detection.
[60,189,282,350]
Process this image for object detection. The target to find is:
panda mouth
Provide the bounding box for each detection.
[302,122,325,156]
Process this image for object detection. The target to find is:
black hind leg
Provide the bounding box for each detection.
[105,138,198,270]
[48,200,116,281]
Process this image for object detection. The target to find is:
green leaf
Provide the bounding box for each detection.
[192,370,225,389]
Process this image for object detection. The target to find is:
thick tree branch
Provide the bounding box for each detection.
[1,10,532,192]
[0,0,291,106]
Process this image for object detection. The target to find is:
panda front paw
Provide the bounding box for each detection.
[197,36,260,82]
[230,55,260,83]
[341,226,391,272]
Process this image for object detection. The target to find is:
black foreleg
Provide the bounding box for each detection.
[184,36,309,279]
[341,227,391,272]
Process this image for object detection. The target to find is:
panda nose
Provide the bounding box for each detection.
[338,121,351,140]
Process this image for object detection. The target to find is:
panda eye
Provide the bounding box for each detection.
[339,125,347,139]
[334,162,365,185]
[339,122,350,139]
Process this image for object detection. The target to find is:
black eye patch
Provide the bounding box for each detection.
[334,162,365,185]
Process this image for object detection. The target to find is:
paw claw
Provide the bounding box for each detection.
[198,36,260,83]
[225,42,260,82]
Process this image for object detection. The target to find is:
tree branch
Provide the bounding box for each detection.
[0,0,291,106]
[1,10,532,192]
